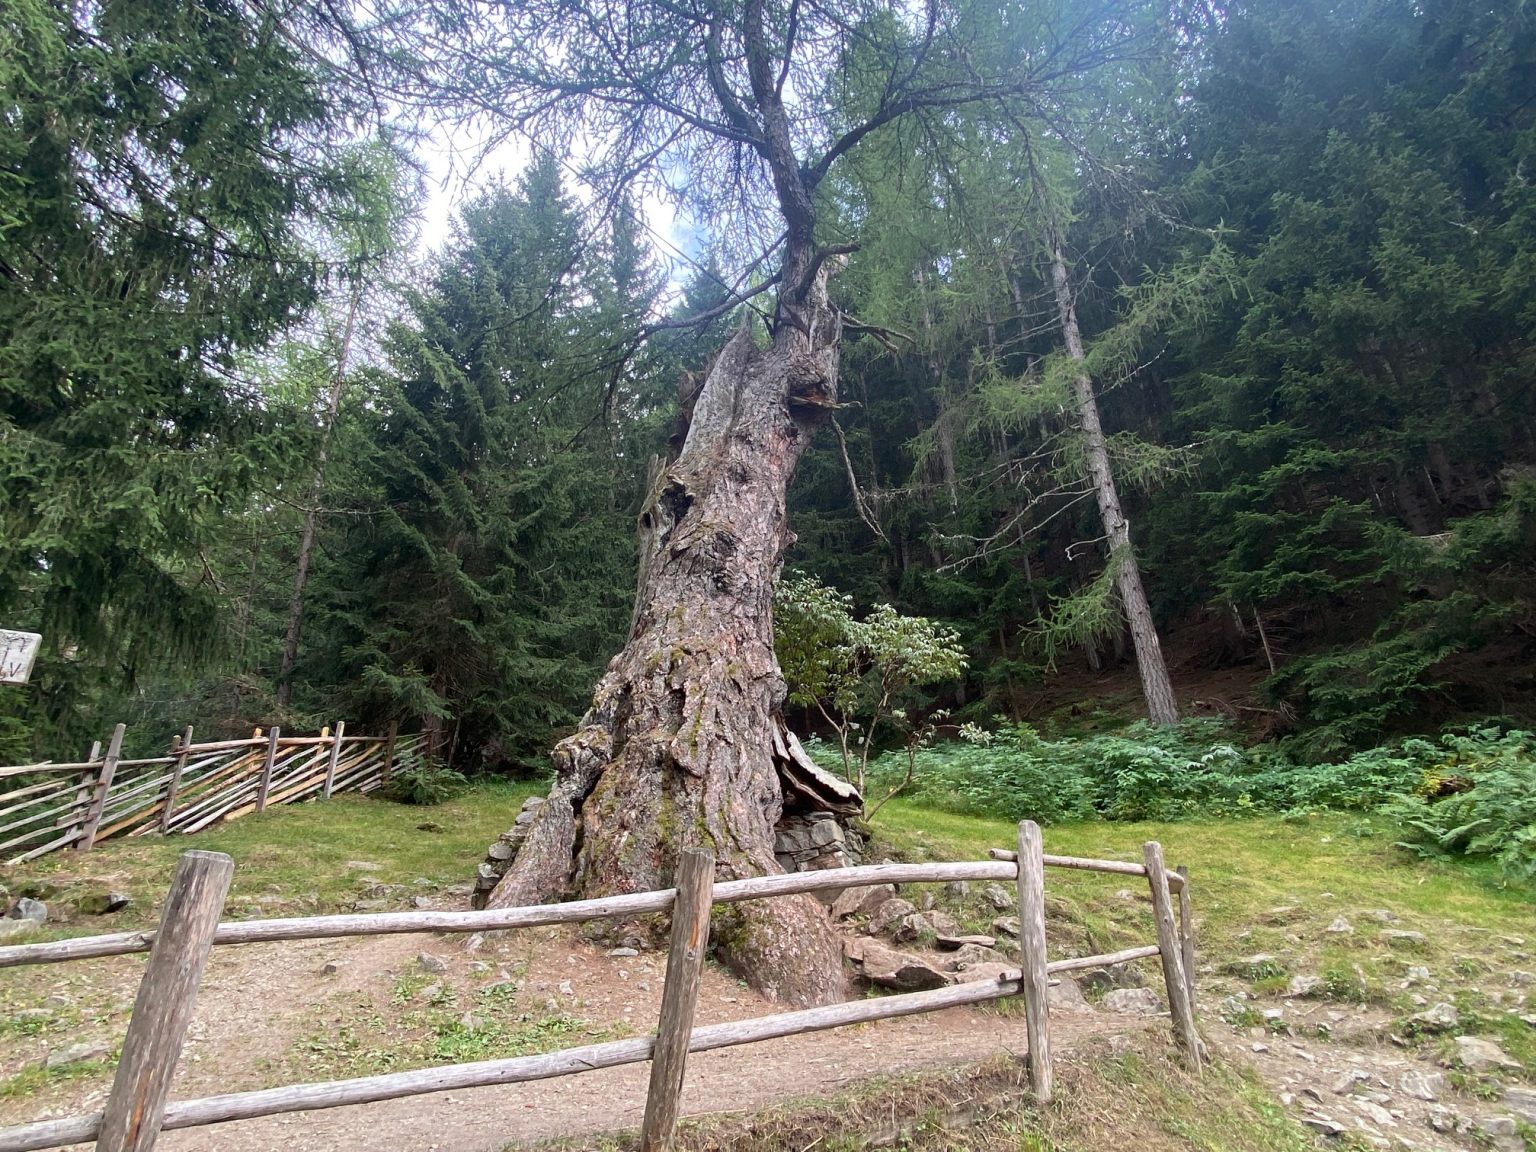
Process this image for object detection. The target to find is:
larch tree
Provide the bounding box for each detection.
[395,0,1149,1004]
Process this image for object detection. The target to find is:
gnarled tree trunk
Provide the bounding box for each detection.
[489,270,848,1007]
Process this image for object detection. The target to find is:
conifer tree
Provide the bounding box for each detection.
[299,160,667,767]
[0,0,393,750]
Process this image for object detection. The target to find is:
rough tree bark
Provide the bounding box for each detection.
[1048,239,1180,725]
[463,0,1103,1005]
[489,262,850,1006]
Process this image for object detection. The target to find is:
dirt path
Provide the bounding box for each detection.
[161,1003,1137,1152]
[5,924,1153,1152]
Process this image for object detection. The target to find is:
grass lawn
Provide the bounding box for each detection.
[871,799,1536,1073]
[3,779,544,929]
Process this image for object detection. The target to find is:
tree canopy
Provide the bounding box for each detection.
[5,0,1536,773]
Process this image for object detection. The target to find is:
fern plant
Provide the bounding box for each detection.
[1382,729,1536,880]
[380,760,469,806]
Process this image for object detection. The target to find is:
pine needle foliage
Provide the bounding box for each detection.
[0,0,392,752]
[296,162,670,768]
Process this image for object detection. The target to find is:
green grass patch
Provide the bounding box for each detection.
[871,801,1535,963]
[290,980,630,1080]
[0,1059,114,1101]
[2,779,543,932]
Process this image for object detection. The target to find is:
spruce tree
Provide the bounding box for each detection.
[299,160,667,767]
[0,0,391,749]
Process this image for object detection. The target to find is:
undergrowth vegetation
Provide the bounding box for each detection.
[853,722,1536,879]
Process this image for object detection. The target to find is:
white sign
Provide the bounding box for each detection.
[0,630,42,685]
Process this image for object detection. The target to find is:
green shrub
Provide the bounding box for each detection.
[867,718,1287,823]
[864,718,1536,873]
[1381,728,1536,880]
[379,760,468,806]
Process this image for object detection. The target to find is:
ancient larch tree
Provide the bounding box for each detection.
[434,0,1137,1003]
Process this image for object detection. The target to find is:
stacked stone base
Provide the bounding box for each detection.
[470,737,863,909]
[472,796,544,910]
[774,810,863,874]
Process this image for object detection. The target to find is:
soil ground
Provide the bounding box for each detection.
[1,920,1149,1152]
[3,794,1533,1152]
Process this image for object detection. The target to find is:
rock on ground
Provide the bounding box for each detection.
[6,896,46,922]
[1101,987,1163,1015]
[1451,1035,1522,1071]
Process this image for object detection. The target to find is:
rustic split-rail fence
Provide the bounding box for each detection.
[0,821,1202,1152]
[0,721,423,865]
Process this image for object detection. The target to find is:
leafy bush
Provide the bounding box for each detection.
[869,719,1536,879]
[775,573,966,796]
[868,718,1285,824]
[1381,728,1536,880]
[379,760,469,806]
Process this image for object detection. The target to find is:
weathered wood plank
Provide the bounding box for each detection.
[1016,820,1053,1103]
[1045,945,1162,974]
[0,761,102,779]
[254,727,280,813]
[75,724,124,852]
[59,742,101,849]
[5,829,82,866]
[382,720,398,781]
[1176,864,1196,1013]
[96,850,234,1152]
[0,780,81,821]
[160,727,194,834]
[641,850,713,1152]
[0,796,82,839]
[98,771,176,818]
[0,860,1019,969]
[1144,842,1200,1065]
[322,722,344,798]
[988,847,1184,890]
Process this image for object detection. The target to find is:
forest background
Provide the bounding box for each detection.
[4,0,1536,829]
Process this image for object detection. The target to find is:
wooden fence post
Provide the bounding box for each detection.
[1016,820,1053,1103]
[77,724,125,853]
[1176,865,1196,1011]
[254,727,280,813]
[1144,842,1200,1066]
[96,850,234,1152]
[159,726,194,835]
[639,849,714,1152]
[59,740,101,846]
[323,721,345,798]
[382,720,398,781]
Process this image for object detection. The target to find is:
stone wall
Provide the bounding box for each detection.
[773,810,863,875]
[471,795,543,910]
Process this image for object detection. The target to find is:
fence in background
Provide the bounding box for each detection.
[0,721,423,864]
[0,821,1202,1152]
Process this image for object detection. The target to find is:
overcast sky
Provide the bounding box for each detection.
[412,124,689,280]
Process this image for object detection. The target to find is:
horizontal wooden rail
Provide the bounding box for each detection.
[0,762,99,780]
[0,780,78,818]
[0,830,1202,1152]
[0,861,1018,969]
[987,847,1184,891]
[0,970,1025,1152]
[1046,944,1162,974]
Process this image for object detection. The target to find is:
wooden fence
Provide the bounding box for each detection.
[0,721,423,865]
[0,821,1202,1152]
